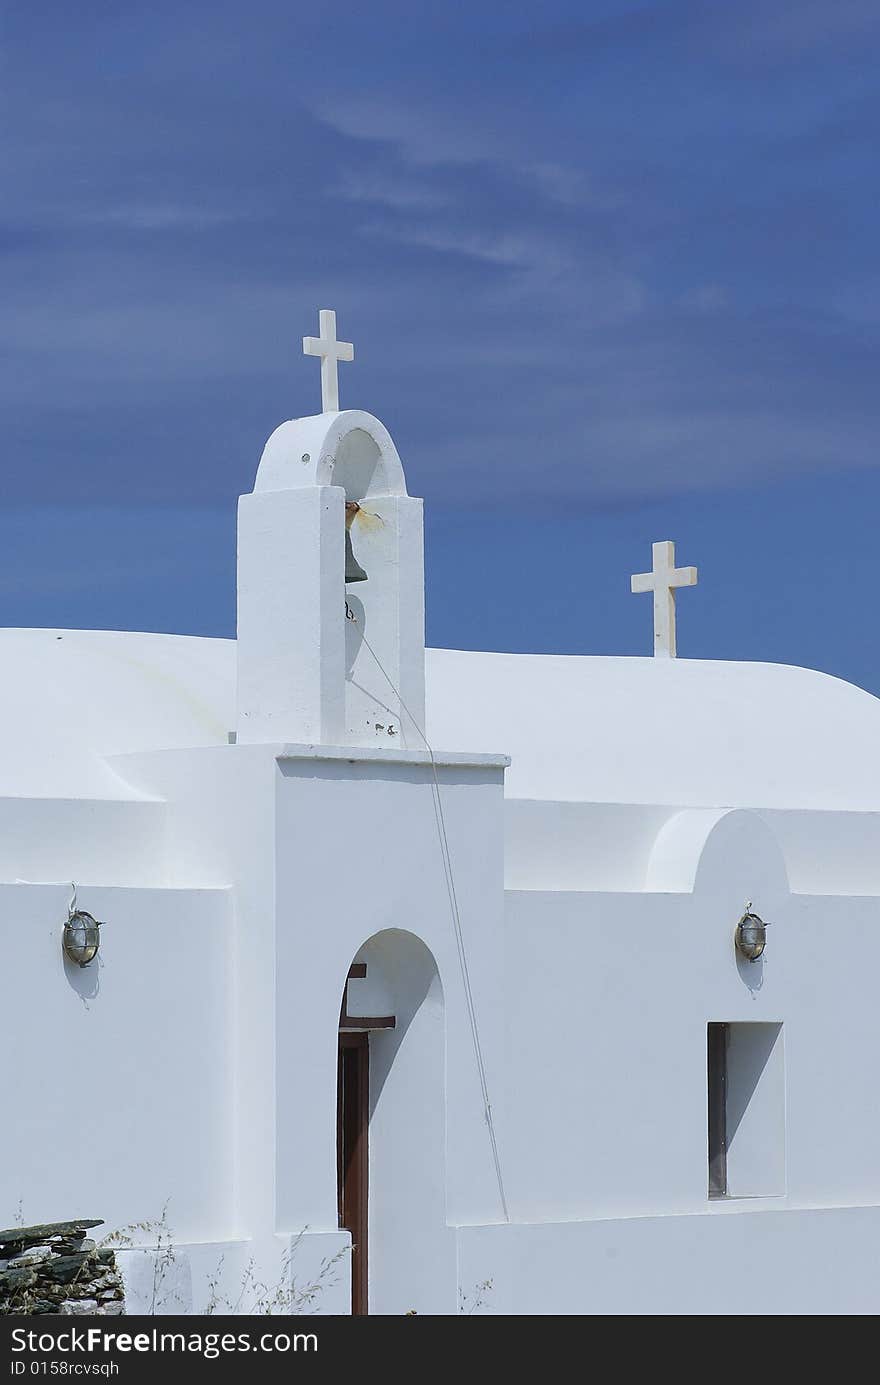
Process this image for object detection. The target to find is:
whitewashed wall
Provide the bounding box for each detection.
[3,882,233,1242]
[458,1206,880,1315]
[7,653,880,1314]
[113,738,509,1315]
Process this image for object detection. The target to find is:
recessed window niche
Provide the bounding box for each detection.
[707,1022,785,1199]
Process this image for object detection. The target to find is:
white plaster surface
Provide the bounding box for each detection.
[254,411,407,497]
[5,632,880,811]
[0,628,232,798]
[426,649,880,809]
[3,883,233,1242]
[6,397,880,1316]
[457,1207,880,1314]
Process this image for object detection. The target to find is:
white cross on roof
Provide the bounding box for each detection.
[302,308,354,413]
[631,540,698,658]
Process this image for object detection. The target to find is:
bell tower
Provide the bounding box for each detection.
[236,310,426,749]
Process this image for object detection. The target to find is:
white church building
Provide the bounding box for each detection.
[6,309,880,1315]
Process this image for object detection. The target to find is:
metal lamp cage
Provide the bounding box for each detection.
[62,908,103,968]
[735,907,768,963]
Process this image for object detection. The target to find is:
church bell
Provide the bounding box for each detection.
[344,501,368,583]
[345,530,368,583]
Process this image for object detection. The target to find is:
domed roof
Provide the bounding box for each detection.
[425,650,880,811]
[1,629,878,812]
[0,629,233,798]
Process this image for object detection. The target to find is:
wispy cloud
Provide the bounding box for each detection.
[100,203,256,232]
[331,169,449,211]
[0,0,877,515]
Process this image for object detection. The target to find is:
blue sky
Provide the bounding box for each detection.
[3,1,880,688]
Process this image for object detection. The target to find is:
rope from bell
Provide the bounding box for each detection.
[345,605,510,1223]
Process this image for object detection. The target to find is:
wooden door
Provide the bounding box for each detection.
[337,1031,369,1315]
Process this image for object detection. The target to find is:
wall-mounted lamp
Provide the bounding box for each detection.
[62,885,103,967]
[735,903,768,962]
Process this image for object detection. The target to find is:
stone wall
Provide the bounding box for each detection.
[0,1219,125,1316]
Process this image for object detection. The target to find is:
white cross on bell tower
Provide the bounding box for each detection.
[631,539,698,658]
[302,308,354,413]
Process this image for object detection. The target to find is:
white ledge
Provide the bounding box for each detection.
[276,742,510,769]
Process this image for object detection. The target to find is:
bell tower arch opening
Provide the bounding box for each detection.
[332,426,388,502]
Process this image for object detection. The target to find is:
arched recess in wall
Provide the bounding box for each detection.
[331,427,397,501]
[337,929,449,1316]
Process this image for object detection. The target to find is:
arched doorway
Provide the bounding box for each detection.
[336,930,445,1315]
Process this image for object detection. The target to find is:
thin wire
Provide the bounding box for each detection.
[348,608,510,1222]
